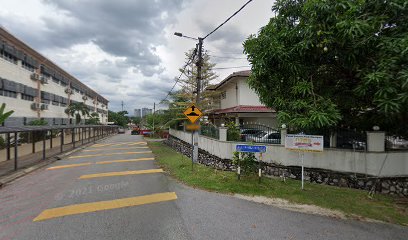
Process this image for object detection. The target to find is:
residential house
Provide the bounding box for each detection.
[206,70,278,127]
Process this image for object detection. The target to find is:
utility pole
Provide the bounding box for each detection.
[195,38,203,103]
[152,102,155,137]
[121,101,124,112]
[174,32,204,166]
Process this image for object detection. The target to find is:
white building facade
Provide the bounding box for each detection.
[207,70,278,127]
[0,27,108,126]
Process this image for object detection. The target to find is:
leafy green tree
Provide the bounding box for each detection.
[108,110,129,127]
[0,103,14,125]
[86,112,100,125]
[131,117,141,125]
[244,0,408,134]
[65,102,89,125]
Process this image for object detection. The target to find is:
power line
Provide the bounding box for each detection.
[160,48,197,104]
[209,55,247,60]
[212,66,250,70]
[203,0,254,40]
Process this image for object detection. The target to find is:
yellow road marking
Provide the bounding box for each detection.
[46,158,155,170]
[91,142,146,147]
[47,163,92,170]
[79,169,163,179]
[83,147,149,152]
[33,192,177,222]
[68,151,152,159]
[96,158,154,164]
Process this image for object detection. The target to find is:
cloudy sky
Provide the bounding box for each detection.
[0,0,274,113]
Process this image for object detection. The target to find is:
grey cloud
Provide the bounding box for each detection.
[38,0,185,77]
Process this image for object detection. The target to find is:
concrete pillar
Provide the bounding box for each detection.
[367,131,385,152]
[219,127,227,141]
[235,116,240,126]
[280,128,287,146]
[330,132,337,148]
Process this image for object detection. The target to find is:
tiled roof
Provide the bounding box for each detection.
[211,105,275,114]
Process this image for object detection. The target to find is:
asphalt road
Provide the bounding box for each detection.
[0,133,406,240]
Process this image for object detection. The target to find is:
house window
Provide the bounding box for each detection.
[221,91,226,99]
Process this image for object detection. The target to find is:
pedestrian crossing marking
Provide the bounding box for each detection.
[33,192,177,222]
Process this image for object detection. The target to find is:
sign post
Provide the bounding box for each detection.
[183,103,203,169]
[235,145,266,182]
[285,134,323,190]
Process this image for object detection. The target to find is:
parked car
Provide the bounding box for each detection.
[246,131,281,144]
[386,136,408,149]
[118,128,126,134]
[240,129,265,141]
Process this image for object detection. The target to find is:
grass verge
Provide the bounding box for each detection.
[148,141,408,226]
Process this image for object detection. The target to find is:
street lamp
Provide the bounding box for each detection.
[174,32,198,41]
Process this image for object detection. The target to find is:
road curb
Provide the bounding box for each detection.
[0,136,113,189]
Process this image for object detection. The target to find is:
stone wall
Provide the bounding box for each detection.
[165,136,408,197]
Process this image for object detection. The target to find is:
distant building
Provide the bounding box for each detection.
[134,109,141,118]
[0,27,108,126]
[141,108,152,117]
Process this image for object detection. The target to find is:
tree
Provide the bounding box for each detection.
[108,110,129,127]
[0,103,14,125]
[86,112,100,125]
[244,0,408,135]
[130,117,141,125]
[65,102,89,124]
[175,48,219,111]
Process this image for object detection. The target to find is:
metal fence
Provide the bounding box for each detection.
[200,124,219,139]
[239,123,281,144]
[0,125,118,177]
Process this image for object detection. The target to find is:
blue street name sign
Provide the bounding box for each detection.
[236,145,266,153]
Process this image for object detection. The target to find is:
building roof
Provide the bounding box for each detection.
[0,27,108,104]
[211,105,275,114]
[210,70,251,90]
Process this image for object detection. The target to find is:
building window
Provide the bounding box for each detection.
[22,62,35,72]
[221,91,226,99]
[52,101,59,106]
[21,93,34,101]
[60,82,67,87]
[0,90,17,98]
[0,50,18,64]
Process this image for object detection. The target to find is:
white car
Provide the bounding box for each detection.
[246,131,281,144]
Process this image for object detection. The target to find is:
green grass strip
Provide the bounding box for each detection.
[148,142,408,226]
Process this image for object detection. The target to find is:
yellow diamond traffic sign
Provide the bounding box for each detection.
[183,103,202,123]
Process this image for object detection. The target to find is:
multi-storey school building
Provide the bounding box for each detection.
[0,27,108,126]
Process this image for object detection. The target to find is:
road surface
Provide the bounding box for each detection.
[0,133,406,239]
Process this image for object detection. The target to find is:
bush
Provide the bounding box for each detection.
[0,135,5,149]
[19,119,48,143]
[232,151,257,176]
[226,121,240,141]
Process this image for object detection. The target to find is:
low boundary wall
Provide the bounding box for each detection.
[168,129,408,197]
